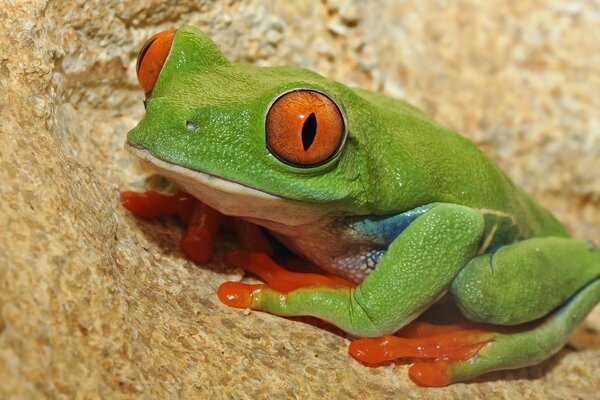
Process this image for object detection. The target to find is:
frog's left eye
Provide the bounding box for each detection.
[266,90,346,167]
[136,29,176,95]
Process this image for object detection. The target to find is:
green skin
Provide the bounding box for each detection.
[127,26,600,383]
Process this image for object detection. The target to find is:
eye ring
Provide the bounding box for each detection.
[265,89,347,168]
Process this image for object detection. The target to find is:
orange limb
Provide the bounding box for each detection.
[179,202,225,264]
[349,330,492,364]
[222,250,355,293]
[230,218,275,257]
[218,281,265,308]
[120,189,195,221]
[121,189,225,263]
[408,361,452,387]
[349,322,495,387]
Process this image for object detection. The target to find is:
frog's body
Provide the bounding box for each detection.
[126,26,600,386]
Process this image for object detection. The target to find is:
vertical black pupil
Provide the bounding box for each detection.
[136,38,157,74]
[301,113,317,151]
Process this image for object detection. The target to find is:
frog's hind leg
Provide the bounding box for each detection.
[410,278,600,386]
[405,237,600,386]
[349,321,496,366]
[451,237,600,326]
[352,237,600,386]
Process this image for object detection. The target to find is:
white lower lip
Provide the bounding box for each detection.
[126,144,328,227]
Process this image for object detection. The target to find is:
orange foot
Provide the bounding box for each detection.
[349,322,495,387]
[122,189,285,265]
[228,218,275,257]
[179,201,225,264]
[121,189,195,221]
[121,189,226,263]
[218,281,266,308]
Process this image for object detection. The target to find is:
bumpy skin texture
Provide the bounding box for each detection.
[127,26,600,385]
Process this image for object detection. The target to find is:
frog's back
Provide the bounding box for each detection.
[350,88,568,239]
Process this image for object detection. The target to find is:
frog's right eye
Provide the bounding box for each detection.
[136,29,176,95]
[265,90,346,167]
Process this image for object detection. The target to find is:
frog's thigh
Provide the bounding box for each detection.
[451,237,600,325]
[232,203,484,337]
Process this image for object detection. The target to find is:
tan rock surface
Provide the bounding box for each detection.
[1,0,599,398]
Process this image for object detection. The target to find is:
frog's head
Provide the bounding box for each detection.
[127,26,399,226]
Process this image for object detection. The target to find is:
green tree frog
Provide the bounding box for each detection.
[123,26,600,386]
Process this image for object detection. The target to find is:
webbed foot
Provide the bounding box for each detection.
[349,322,495,386]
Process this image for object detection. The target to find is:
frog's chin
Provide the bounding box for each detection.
[126,144,330,229]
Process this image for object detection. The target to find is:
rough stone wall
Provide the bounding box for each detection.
[1,0,599,398]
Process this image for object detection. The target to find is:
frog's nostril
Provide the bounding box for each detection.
[185,120,197,131]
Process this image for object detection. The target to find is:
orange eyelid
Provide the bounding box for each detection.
[265,90,345,167]
[136,29,177,94]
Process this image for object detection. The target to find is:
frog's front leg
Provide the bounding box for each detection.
[218,203,484,337]
[222,250,355,293]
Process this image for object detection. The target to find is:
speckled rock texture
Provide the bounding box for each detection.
[1,1,599,398]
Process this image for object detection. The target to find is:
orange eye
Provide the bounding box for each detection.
[136,29,177,94]
[266,90,346,167]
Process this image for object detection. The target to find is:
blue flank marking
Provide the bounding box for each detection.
[349,204,435,245]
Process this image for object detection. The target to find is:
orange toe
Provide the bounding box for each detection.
[349,330,493,365]
[348,337,394,364]
[121,190,196,220]
[180,226,213,264]
[409,361,451,387]
[218,281,265,308]
[231,218,274,257]
[120,190,171,219]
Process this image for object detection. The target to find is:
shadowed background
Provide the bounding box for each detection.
[1,1,599,398]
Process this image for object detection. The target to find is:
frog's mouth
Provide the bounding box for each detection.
[126,144,329,228]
